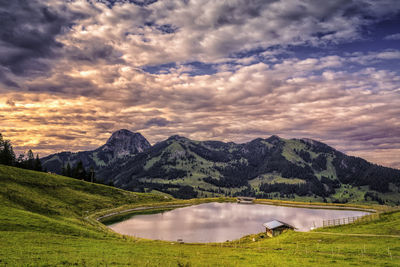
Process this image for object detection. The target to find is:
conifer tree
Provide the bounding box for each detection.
[73,161,86,180]
[27,149,34,169]
[0,134,15,166]
[16,154,26,168]
[66,163,72,177]
[61,161,66,176]
[89,166,95,182]
[34,154,42,171]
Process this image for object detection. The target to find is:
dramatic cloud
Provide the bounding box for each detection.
[0,0,79,75]
[1,0,400,168]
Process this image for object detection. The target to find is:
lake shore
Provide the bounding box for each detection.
[94,197,379,226]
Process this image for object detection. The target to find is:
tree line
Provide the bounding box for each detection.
[0,132,97,183]
[61,161,96,182]
[0,133,42,171]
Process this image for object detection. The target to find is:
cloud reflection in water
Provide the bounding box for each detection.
[108,203,369,243]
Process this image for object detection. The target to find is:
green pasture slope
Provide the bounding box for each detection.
[0,165,399,266]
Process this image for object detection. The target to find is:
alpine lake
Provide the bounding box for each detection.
[106,202,370,243]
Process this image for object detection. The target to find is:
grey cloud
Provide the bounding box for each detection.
[384,33,400,40]
[46,134,77,141]
[95,122,116,131]
[66,41,125,65]
[140,0,400,63]
[39,0,399,70]
[207,0,274,27]
[27,74,100,97]
[0,69,19,88]
[2,0,400,80]
[103,0,158,7]
[0,1,64,76]
[145,117,172,127]
[0,0,94,82]
[345,126,400,143]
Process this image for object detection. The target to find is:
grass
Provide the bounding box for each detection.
[316,155,338,180]
[1,164,400,266]
[331,184,369,203]
[100,207,178,225]
[282,138,339,181]
[249,174,306,187]
[281,138,308,164]
[314,211,400,235]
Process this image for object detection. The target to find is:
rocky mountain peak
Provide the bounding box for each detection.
[106,129,136,142]
[100,129,151,157]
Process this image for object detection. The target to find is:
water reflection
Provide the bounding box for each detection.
[108,202,369,243]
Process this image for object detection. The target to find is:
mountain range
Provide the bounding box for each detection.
[42,129,400,204]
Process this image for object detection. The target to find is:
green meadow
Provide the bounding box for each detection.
[0,164,399,266]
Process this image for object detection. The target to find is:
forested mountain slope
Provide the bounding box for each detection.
[96,134,400,204]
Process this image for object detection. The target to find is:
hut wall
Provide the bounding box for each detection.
[266,226,293,237]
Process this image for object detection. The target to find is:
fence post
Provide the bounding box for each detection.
[322,212,380,229]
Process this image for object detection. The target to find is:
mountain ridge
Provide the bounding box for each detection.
[42,129,400,204]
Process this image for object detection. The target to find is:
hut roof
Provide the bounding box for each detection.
[263,220,296,230]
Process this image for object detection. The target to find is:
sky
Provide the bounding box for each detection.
[0,0,400,168]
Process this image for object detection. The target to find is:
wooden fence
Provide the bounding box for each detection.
[322,213,380,228]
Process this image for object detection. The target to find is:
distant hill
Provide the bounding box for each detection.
[41,129,150,173]
[97,134,400,204]
[42,130,400,204]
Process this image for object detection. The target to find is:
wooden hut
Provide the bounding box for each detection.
[263,220,296,237]
[236,196,255,204]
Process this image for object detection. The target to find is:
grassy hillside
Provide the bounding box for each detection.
[0,165,399,266]
[0,165,170,237]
